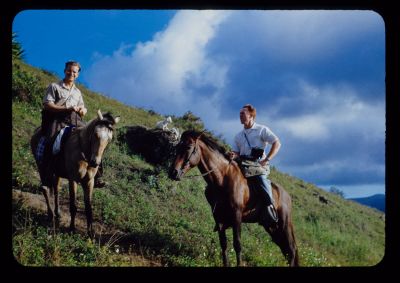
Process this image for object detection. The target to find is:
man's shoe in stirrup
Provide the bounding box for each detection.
[94,178,107,188]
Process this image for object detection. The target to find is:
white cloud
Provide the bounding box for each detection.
[271,80,385,142]
[277,115,330,141]
[228,10,383,62]
[86,10,231,114]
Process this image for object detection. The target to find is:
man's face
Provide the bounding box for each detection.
[64,65,80,83]
[240,108,253,125]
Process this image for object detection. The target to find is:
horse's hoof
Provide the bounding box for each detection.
[54,217,61,229]
[47,210,54,221]
[213,223,219,232]
[69,226,76,234]
[87,229,95,240]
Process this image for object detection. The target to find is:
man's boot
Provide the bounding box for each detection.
[94,163,107,188]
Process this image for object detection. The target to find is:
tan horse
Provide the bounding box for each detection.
[30,110,120,238]
[169,130,299,267]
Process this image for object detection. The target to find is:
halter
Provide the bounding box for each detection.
[78,124,93,162]
[179,133,216,179]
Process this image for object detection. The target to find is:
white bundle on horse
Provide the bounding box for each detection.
[170,127,180,140]
[156,116,172,130]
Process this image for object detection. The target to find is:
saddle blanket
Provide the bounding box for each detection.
[35,136,47,163]
[52,126,73,155]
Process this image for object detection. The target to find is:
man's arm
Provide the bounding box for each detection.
[260,139,281,166]
[43,102,80,113]
[77,94,87,117]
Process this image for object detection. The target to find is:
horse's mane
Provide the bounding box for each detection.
[181,130,230,161]
[74,112,118,136]
[101,112,119,126]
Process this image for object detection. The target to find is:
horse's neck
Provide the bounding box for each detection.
[77,120,95,153]
[198,142,229,187]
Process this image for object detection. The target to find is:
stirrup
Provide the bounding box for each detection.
[94,178,107,188]
[267,204,278,223]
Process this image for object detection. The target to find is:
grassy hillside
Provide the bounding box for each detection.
[12,59,385,267]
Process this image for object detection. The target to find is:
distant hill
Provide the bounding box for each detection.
[348,194,385,213]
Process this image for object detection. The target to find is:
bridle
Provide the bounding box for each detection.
[178,134,216,179]
[79,119,115,164]
[181,139,199,169]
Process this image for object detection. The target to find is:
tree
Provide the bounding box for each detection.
[12,32,24,60]
[329,186,345,198]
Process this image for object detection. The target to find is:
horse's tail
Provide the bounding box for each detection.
[30,127,42,157]
[273,182,300,266]
[289,218,300,266]
[285,191,300,267]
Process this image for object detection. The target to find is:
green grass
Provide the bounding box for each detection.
[12,59,385,267]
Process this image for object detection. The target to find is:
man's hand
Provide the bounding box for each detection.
[68,106,80,112]
[78,107,87,117]
[228,151,238,161]
[259,158,270,166]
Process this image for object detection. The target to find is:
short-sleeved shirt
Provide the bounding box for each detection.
[233,122,279,157]
[43,80,84,109]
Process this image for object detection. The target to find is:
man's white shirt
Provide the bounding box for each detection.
[233,122,278,157]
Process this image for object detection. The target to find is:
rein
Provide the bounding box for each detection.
[78,127,91,162]
[181,167,217,179]
[78,119,98,162]
[180,132,226,179]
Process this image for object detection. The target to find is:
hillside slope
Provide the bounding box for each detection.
[12,59,385,267]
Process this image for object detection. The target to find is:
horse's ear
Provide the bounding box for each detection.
[114,116,120,124]
[196,130,206,140]
[97,109,103,120]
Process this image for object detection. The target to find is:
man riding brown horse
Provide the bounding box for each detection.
[229,104,281,227]
[169,130,299,266]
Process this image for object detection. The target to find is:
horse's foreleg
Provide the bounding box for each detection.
[53,177,61,223]
[232,210,242,266]
[82,177,95,239]
[68,180,78,233]
[218,228,229,267]
[286,222,300,267]
[40,185,54,221]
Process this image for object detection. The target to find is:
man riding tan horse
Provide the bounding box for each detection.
[38,60,106,194]
[31,110,120,238]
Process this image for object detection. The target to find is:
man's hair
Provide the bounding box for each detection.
[242,104,256,118]
[65,60,81,72]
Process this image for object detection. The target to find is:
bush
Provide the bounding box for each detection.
[12,63,45,108]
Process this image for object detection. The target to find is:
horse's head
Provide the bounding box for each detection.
[87,109,120,168]
[169,130,203,180]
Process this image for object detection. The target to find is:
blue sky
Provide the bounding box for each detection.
[13,10,385,198]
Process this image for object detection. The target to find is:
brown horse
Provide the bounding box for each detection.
[30,110,120,238]
[169,130,299,267]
